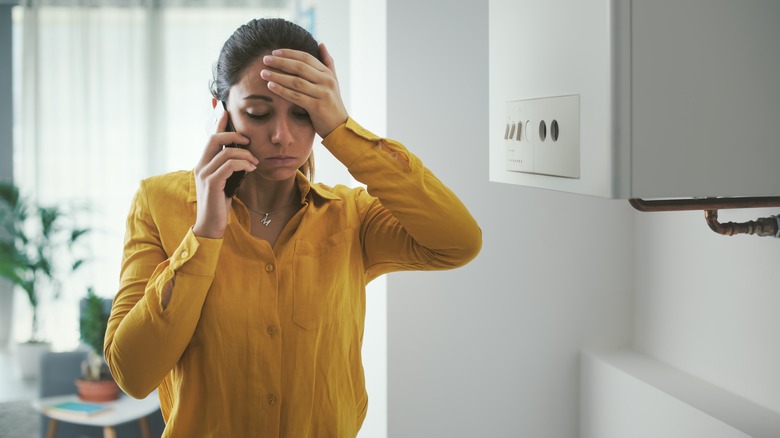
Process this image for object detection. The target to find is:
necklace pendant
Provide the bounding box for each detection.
[260,214,272,227]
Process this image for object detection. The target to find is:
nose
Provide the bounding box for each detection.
[270,115,294,146]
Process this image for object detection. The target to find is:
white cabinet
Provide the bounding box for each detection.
[489,0,780,199]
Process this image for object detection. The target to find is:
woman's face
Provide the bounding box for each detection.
[225,55,315,183]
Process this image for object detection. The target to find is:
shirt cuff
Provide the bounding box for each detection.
[322,117,381,167]
[169,227,223,276]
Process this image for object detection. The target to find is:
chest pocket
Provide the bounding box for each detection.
[292,229,356,330]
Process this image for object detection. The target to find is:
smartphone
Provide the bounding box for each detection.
[221,101,248,198]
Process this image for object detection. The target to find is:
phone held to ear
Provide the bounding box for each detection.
[221,101,248,198]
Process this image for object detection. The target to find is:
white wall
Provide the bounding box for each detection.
[384,1,780,437]
[385,1,634,436]
[316,0,388,436]
[347,1,388,437]
[634,208,780,413]
[581,351,757,438]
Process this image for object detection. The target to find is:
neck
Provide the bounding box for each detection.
[237,175,298,213]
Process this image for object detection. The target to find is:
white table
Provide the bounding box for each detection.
[32,391,160,438]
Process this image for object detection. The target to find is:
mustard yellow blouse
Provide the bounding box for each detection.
[104,118,481,437]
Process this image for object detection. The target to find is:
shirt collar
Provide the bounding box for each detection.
[295,171,341,202]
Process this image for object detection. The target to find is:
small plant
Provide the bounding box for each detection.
[79,287,113,381]
[0,181,90,343]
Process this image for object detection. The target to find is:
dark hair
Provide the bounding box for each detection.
[210,18,321,179]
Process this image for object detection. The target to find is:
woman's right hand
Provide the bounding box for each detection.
[192,104,257,239]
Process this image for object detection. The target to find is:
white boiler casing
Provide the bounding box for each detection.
[488,0,780,199]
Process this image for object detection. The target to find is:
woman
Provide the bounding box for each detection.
[105,18,481,437]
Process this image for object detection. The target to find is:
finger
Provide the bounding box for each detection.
[198,146,257,178]
[263,51,328,85]
[269,48,327,71]
[198,106,249,168]
[261,55,338,104]
[318,43,338,80]
[198,159,257,197]
[197,132,250,169]
[206,159,257,190]
[261,68,320,101]
[199,105,229,166]
[212,102,228,134]
[203,105,219,137]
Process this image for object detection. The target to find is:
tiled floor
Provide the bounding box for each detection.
[0,348,38,402]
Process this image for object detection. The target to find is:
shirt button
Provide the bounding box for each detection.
[180,251,189,259]
[265,264,274,272]
[267,394,277,406]
[267,326,276,335]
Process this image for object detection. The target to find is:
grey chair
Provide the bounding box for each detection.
[39,350,92,437]
[39,297,166,438]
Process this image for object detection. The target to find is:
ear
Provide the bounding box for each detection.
[211,97,218,109]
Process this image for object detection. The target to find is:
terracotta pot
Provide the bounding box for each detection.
[75,378,121,402]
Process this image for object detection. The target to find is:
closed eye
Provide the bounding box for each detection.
[292,110,310,121]
[247,112,270,121]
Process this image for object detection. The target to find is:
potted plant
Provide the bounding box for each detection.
[76,287,120,402]
[0,181,89,378]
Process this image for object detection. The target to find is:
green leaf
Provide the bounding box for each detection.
[0,182,20,209]
[72,259,85,271]
[39,206,60,239]
[70,228,89,243]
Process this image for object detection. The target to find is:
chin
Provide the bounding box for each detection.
[257,168,299,182]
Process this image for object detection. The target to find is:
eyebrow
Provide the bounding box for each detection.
[244,95,273,102]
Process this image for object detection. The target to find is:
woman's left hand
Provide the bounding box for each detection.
[261,43,349,138]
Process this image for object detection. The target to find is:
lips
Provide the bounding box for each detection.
[265,156,297,167]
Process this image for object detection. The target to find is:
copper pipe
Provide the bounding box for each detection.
[629,197,780,238]
[629,197,780,212]
[704,210,780,238]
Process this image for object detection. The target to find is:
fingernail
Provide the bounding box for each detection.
[263,55,273,64]
[272,49,282,56]
[260,69,271,79]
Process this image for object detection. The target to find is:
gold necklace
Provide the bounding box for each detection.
[244,190,297,227]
